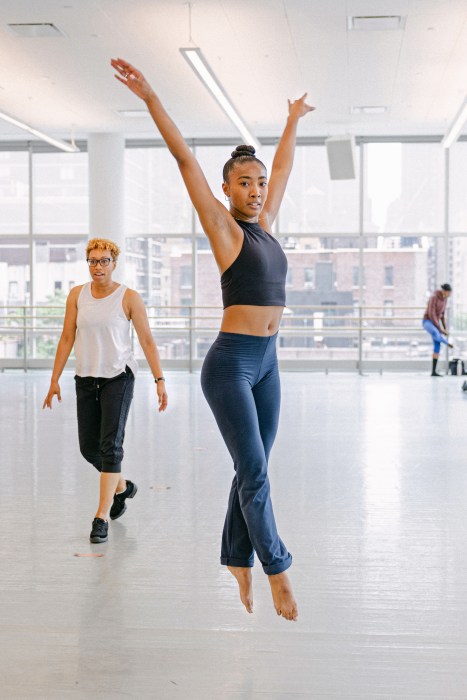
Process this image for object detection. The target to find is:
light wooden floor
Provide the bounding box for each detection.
[1,370,467,699]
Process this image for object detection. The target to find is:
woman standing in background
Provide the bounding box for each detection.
[423,283,453,376]
[43,237,168,543]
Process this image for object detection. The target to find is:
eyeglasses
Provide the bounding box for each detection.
[86,258,114,267]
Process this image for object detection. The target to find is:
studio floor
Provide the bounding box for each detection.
[1,370,467,699]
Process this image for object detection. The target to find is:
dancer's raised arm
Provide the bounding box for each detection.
[111,58,240,271]
[260,93,314,231]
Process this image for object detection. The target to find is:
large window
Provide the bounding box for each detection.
[364,142,444,234]
[279,145,360,233]
[33,237,88,305]
[0,237,30,305]
[33,152,88,234]
[449,236,467,344]
[125,235,193,361]
[125,148,191,234]
[361,236,435,361]
[449,142,467,233]
[0,151,29,235]
[0,138,465,368]
[0,236,30,360]
[277,236,360,361]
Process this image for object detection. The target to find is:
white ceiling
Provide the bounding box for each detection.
[0,0,467,144]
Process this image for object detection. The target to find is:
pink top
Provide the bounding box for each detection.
[423,290,447,332]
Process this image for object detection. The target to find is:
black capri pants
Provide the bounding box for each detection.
[75,366,135,474]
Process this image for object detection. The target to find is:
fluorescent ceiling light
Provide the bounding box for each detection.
[351,106,387,114]
[7,23,64,37]
[347,15,406,31]
[117,109,150,118]
[441,96,467,149]
[0,111,79,152]
[180,48,260,151]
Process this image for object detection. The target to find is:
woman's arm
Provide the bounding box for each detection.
[126,290,168,413]
[260,94,315,232]
[111,58,240,271]
[42,286,80,408]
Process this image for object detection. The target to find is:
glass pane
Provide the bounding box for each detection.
[0,151,29,234]
[32,237,88,359]
[33,236,88,304]
[278,236,360,360]
[449,237,467,342]
[126,235,193,361]
[449,142,467,233]
[364,143,444,234]
[361,235,438,361]
[126,236,162,306]
[125,148,192,234]
[279,146,360,234]
[194,236,222,359]
[0,237,30,360]
[33,152,89,234]
[0,237,30,304]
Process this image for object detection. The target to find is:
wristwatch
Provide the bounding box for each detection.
[154,377,165,383]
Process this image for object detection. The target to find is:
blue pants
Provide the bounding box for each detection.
[201,332,292,576]
[423,319,448,354]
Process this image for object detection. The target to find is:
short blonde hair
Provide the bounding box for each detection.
[86,238,120,261]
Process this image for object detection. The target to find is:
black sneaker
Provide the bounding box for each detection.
[90,517,108,543]
[109,480,138,521]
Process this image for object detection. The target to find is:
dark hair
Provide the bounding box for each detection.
[441,283,452,292]
[222,145,266,182]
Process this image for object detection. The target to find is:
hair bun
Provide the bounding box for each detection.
[231,145,256,159]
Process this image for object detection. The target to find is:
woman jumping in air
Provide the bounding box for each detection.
[112,57,313,620]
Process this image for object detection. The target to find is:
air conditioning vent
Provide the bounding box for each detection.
[347,16,406,31]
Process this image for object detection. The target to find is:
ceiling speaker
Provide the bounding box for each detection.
[325,136,356,180]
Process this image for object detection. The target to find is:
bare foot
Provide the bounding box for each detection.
[227,566,254,613]
[268,571,298,621]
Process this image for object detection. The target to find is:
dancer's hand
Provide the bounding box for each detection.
[43,381,61,409]
[111,58,153,101]
[156,382,168,413]
[288,93,315,120]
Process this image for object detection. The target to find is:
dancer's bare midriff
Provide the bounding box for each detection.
[220,305,284,336]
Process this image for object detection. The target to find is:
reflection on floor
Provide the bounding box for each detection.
[1,370,467,699]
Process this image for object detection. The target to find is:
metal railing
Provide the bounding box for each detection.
[0,304,461,372]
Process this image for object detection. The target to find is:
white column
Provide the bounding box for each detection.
[87,133,126,282]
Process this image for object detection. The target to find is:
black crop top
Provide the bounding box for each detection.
[221,219,288,309]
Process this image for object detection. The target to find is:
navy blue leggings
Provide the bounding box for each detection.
[201,331,292,576]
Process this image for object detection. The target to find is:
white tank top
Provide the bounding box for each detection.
[75,283,138,378]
